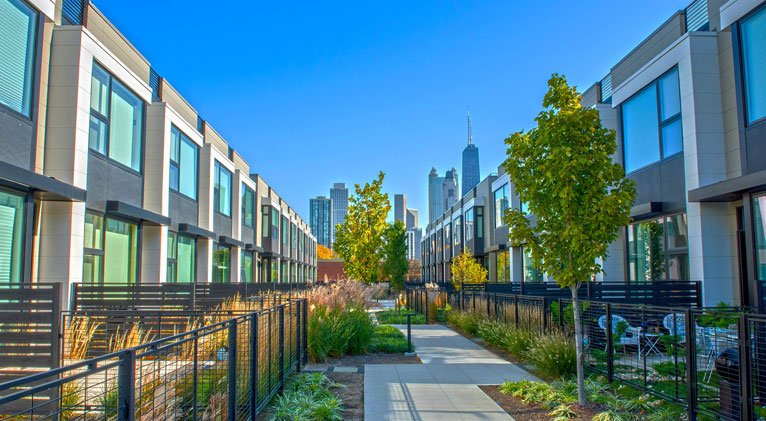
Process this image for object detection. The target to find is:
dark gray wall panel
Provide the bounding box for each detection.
[241,226,254,245]
[745,122,766,174]
[628,155,685,216]
[214,212,232,237]
[0,109,34,170]
[168,191,199,230]
[86,154,143,212]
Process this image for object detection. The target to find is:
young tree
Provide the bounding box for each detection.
[502,74,635,404]
[382,221,408,290]
[450,249,488,291]
[333,172,391,283]
[317,244,334,260]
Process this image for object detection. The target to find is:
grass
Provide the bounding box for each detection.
[369,325,410,353]
[308,304,376,362]
[268,372,344,421]
[375,308,426,325]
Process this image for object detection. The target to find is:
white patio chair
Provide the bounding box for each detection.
[598,314,641,355]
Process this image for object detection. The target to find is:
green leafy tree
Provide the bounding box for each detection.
[333,172,391,283]
[382,221,408,290]
[502,74,636,404]
[450,249,488,291]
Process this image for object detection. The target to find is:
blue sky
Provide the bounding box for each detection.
[96,0,690,227]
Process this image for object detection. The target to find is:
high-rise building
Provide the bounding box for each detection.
[428,168,444,223]
[394,194,406,225]
[462,113,481,196]
[330,183,348,245]
[406,208,419,230]
[310,196,332,247]
[406,228,423,260]
[443,167,459,210]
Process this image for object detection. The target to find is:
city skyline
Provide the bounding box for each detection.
[93,0,691,223]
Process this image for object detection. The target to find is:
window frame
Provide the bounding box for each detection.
[625,211,689,283]
[83,211,140,285]
[493,184,509,228]
[166,231,196,283]
[620,66,683,174]
[169,125,199,201]
[212,242,230,283]
[88,62,146,175]
[737,4,766,126]
[213,161,232,217]
[242,184,255,228]
[0,0,40,119]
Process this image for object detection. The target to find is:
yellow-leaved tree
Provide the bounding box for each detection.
[450,249,488,291]
[317,244,334,260]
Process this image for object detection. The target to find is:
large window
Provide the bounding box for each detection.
[212,243,230,283]
[213,161,231,216]
[444,223,452,259]
[242,184,254,227]
[89,64,144,172]
[241,250,253,283]
[465,209,474,242]
[496,250,510,283]
[627,213,689,282]
[475,207,484,239]
[167,232,196,283]
[0,190,25,283]
[271,208,280,240]
[522,247,543,284]
[281,216,289,249]
[169,126,198,200]
[494,184,509,228]
[453,216,462,249]
[0,0,37,117]
[83,213,138,284]
[621,68,682,173]
[753,195,766,280]
[741,6,766,124]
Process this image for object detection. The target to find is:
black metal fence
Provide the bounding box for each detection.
[0,298,307,420]
[406,287,765,420]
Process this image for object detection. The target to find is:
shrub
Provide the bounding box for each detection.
[502,327,535,357]
[376,309,426,325]
[447,311,483,336]
[652,361,686,378]
[308,279,376,310]
[369,325,409,353]
[525,331,576,379]
[308,304,375,362]
[269,373,344,421]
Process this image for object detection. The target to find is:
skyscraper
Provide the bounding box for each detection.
[406,228,423,260]
[310,196,332,247]
[443,167,459,210]
[406,208,418,230]
[330,183,348,246]
[462,113,480,196]
[394,194,406,225]
[428,168,444,223]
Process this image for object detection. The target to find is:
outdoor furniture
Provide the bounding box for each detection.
[663,313,737,382]
[662,313,687,344]
[641,331,663,358]
[598,315,641,355]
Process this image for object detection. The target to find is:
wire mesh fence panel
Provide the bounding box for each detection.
[0,298,306,420]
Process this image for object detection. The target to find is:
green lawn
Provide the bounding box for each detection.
[375,308,426,325]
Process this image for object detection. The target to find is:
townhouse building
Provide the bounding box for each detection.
[422,0,766,308]
[0,0,317,305]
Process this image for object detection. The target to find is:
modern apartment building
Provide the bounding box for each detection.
[0,0,317,304]
[310,196,332,247]
[423,0,766,308]
[330,182,348,246]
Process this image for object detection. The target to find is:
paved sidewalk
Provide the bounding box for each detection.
[364,324,539,421]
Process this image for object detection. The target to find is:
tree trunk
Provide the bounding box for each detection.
[570,284,586,405]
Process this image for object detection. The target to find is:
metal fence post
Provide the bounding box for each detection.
[296,301,302,372]
[605,304,613,384]
[685,309,698,421]
[514,295,519,328]
[228,320,237,421]
[739,315,752,421]
[117,350,135,421]
[250,313,259,420]
[557,298,564,330]
[542,298,548,333]
[302,299,308,366]
[278,305,285,392]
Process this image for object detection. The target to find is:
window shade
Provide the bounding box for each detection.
[0,0,37,116]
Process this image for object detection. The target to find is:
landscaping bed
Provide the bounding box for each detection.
[480,385,599,420]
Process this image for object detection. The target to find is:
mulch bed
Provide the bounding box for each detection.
[480,385,601,420]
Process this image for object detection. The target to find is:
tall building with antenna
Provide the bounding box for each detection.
[462,112,481,196]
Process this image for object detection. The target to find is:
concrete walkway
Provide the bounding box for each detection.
[364,324,539,421]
